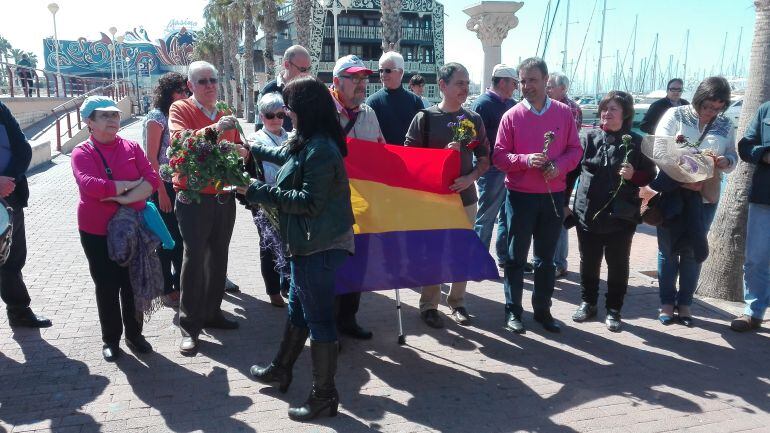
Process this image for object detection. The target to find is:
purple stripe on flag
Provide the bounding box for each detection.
[335,229,499,294]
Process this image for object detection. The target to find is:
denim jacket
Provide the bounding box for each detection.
[738,101,770,205]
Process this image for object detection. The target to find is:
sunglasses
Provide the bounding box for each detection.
[379,68,399,74]
[290,60,310,73]
[339,75,368,85]
[263,111,286,120]
[668,87,683,92]
[196,78,218,86]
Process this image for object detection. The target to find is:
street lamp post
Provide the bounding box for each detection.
[317,0,352,61]
[108,27,118,95]
[116,35,125,81]
[47,3,63,97]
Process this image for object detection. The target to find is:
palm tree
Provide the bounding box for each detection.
[226,2,245,116]
[243,0,257,122]
[204,0,232,106]
[0,35,12,86]
[293,0,313,48]
[260,0,279,82]
[697,0,770,301]
[380,0,402,53]
[10,48,24,63]
[25,52,38,69]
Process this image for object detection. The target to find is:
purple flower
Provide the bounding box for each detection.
[457,114,466,121]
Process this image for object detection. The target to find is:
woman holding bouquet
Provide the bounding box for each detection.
[652,76,736,326]
[570,91,655,332]
[71,96,160,361]
[246,92,290,308]
[239,76,354,421]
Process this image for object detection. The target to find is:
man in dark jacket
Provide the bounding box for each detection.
[731,101,770,332]
[639,78,689,134]
[366,51,424,145]
[255,45,311,131]
[0,101,51,328]
[471,64,517,267]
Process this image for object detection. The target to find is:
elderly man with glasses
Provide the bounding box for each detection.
[366,51,424,145]
[640,78,689,134]
[328,54,384,340]
[256,45,311,131]
[168,60,243,356]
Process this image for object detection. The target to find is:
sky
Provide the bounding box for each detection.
[2,0,756,94]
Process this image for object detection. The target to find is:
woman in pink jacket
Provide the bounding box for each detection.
[71,96,160,361]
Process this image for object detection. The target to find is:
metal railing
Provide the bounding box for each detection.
[363,83,438,99]
[0,61,117,99]
[323,25,433,42]
[50,82,132,152]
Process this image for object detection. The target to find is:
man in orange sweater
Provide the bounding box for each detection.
[168,60,243,356]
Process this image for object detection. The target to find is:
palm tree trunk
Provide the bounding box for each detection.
[293,0,313,48]
[697,0,770,301]
[244,1,256,122]
[380,0,402,53]
[262,0,278,81]
[228,16,244,117]
[220,17,232,108]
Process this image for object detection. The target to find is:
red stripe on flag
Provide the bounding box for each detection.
[344,138,460,195]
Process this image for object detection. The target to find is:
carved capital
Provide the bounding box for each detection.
[466,12,519,46]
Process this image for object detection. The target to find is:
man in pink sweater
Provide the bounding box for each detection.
[493,58,583,334]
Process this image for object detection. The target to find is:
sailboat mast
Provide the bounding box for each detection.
[733,27,743,77]
[719,32,728,75]
[562,0,570,72]
[595,0,607,99]
[630,14,637,93]
[683,29,689,86]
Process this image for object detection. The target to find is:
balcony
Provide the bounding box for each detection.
[323,26,433,42]
[317,60,435,74]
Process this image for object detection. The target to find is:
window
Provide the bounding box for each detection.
[339,15,363,26]
[421,48,433,64]
[342,44,363,57]
[322,44,333,62]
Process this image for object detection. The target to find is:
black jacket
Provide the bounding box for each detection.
[639,97,690,135]
[573,129,655,234]
[738,101,770,205]
[0,102,31,208]
[246,134,355,256]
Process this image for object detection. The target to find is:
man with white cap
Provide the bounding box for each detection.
[366,51,424,145]
[472,64,518,269]
[330,54,383,340]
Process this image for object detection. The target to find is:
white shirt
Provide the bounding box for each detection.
[521,96,553,116]
[192,96,218,121]
[247,128,288,185]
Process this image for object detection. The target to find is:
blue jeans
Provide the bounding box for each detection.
[657,201,717,307]
[744,203,770,319]
[554,227,568,270]
[288,249,348,342]
[502,190,564,317]
[473,167,509,263]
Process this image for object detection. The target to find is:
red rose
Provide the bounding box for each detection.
[675,134,686,144]
[467,139,480,150]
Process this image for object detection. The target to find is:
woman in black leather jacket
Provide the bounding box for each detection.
[570,91,655,332]
[238,76,354,421]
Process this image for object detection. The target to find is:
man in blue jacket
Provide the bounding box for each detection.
[0,101,51,328]
[731,100,770,332]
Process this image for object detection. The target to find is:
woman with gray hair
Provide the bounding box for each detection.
[247,92,290,307]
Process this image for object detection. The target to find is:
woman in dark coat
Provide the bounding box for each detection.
[570,91,655,331]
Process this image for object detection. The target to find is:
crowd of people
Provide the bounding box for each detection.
[0,42,768,422]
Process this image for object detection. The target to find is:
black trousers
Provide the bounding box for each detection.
[80,231,141,345]
[336,292,361,326]
[576,226,635,311]
[1,206,31,316]
[153,181,183,295]
[176,194,236,338]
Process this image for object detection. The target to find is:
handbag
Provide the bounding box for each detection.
[640,192,663,226]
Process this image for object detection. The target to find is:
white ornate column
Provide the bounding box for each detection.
[464,2,524,91]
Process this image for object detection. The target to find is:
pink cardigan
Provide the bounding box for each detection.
[493,100,583,193]
[71,135,160,235]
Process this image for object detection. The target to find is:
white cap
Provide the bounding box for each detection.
[492,64,518,79]
[333,55,373,77]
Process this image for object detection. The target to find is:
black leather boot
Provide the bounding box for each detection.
[288,340,339,421]
[249,321,309,393]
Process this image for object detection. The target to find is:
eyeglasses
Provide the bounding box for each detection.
[339,75,368,85]
[94,111,120,120]
[378,68,400,74]
[668,87,683,92]
[289,60,310,73]
[263,111,286,120]
[196,78,218,86]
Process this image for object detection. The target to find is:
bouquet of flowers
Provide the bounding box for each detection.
[159,126,251,204]
[592,134,633,220]
[447,114,480,149]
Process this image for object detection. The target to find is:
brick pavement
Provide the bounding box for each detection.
[0,118,768,433]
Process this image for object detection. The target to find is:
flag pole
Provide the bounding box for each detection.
[395,289,406,345]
